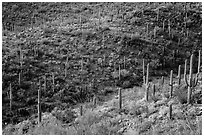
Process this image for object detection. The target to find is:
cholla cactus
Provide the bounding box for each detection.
[185,53,200,104]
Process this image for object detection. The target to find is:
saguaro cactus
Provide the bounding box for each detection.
[152,84,156,98]
[38,81,42,124]
[177,65,181,85]
[168,19,171,38]
[118,88,122,109]
[44,75,46,92]
[184,59,187,82]
[19,72,21,86]
[143,60,150,101]
[65,57,69,78]
[169,70,173,97]
[154,26,157,38]
[80,105,83,116]
[81,59,83,71]
[52,73,55,92]
[197,50,201,75]
[161,76,164,86]
[119,64,121,80]
[162,19,165,31]
[124,56,126,69]
[169,103,173,120]
[93,96,97,108]
[9,83,12,111]
[185,54,199,104]
[146,23,149,36]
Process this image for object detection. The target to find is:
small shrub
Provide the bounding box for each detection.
[174,84,188,104]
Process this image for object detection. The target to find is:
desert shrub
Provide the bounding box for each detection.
[51,107,76,124]
[174,84,188,104]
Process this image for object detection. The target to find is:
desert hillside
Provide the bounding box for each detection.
[2,2,202,135]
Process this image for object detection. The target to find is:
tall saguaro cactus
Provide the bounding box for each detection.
[19,73,21,86]
[161,76,164,86]
[185,53,200,104]
[152,84,156,98]
[143,60,150,101]
[44,75,46,92]
[52,73,55,92]
[118,88,122,109]
[169,104,173,120]
[197,50,201,75]
[119,64,121,80]
[169,70,173,97]
[9,83,12,111]
[177,65,181,85]
[184,59,187,82]
[38,81,42,124]
[80,105,83,116]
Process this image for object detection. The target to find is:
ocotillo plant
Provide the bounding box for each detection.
[38,81,42,124]
[185,54,199,104]
[9,83,12,111]
[169,70,173,97]
[177,65,181,85]
[118,88,122,109]
[143,61,150,101]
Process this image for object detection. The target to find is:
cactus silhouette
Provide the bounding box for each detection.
[169,70,173,97]
[185,53,200,104]
[143,60,150,101]
[38,80,42,124]
[177,65,181,85]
